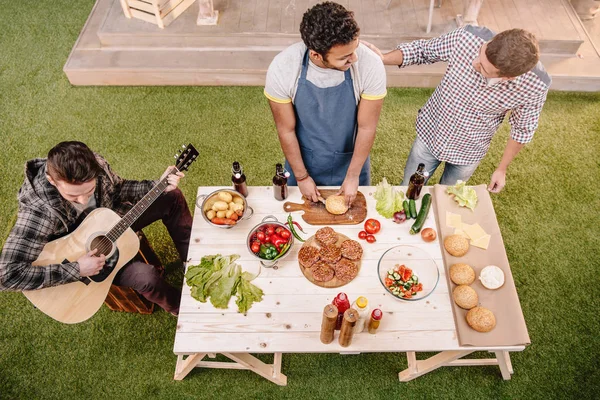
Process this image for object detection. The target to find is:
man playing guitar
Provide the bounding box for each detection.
[0,141,192,316]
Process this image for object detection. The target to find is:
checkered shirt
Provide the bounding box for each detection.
[397,26,551,165]
[0,156,156,291]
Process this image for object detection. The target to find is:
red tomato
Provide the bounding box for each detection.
[364,219,381,235]
[385,277,394,287]
[358,231,368,240]
[266,226,275,235]
[402,268,412,282]
[251,242,260,253]
[256,231,266,243]
[366,234,376,243]
[279,229,291,240]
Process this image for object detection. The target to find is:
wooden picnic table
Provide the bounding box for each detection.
[173,186,523,385]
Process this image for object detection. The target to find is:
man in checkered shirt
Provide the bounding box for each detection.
[0,141,192,316]
[365,26,551,192]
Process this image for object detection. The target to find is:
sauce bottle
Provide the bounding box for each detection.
[406,163,429,200]
[273,163,289,201]
[332,292,350,330]
[368,309,383,334]
[350,296,370,334]
[232,161,248,197]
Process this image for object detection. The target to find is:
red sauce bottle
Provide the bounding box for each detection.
[332,292,351,330]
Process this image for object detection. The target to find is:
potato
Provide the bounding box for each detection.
[212,201,229,211]
[206,210,216,220]
[233,196,244,205]
[228,202,236,210]
[216,210,227,218]
[217,191,233,203]
[225,209,235,219]
[230,203,244,216]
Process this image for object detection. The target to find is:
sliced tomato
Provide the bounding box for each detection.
[385,277,394,287]
[402,268,413,282]
[404,292,412,299]
[415,283,423,292]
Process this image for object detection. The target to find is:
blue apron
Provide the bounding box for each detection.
[285,51,370,186]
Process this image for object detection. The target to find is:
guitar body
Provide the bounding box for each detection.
[23,208,139,324]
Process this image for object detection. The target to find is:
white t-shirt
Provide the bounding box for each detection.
[264,42,387,105]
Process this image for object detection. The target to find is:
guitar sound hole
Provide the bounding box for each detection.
[90,235,113,257]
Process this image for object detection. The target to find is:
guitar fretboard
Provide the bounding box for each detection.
[106,176,171,242]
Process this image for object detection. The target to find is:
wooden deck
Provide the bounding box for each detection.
[64,0,600,90]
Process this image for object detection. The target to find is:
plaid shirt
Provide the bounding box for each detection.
[398,25,551,165]
[0,156,156,291]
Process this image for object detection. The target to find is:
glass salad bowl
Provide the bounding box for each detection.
[377,245,440,301]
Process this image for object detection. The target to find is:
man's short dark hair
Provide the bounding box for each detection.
[486,29,540,78]
[300,2,360,57]
[47,141,102,183]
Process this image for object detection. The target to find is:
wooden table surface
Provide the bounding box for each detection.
[174,186,523,356]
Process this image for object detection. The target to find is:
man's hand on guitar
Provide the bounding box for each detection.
[161,166,185,193]
[78,249,106,277]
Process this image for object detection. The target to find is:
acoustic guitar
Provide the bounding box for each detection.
[23,144,199,324]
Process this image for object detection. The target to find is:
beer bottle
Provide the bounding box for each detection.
[406,163,428,200]
[273,163,289,201]
[232,161,248,197]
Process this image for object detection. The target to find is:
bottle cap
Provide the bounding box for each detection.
[356,296,368,309]
[284,171,290,178]
[423,171,430,178]
[371,309,383,320]
[234,173,241,179]
[336,293,347,301]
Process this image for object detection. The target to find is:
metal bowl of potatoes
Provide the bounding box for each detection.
[196,189,254,229]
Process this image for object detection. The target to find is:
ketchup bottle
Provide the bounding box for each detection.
[332,293,351,330]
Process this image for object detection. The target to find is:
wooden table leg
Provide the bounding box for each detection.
[399,350,474,382]
[406,352,418,374]
[174,353,207,380]
[224,353,288,386]
[495,351,512,380]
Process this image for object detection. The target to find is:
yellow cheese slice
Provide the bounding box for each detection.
[454,228,469,238]
[471,234,491,250]
[446,212,462,229]
[461,223,487,242]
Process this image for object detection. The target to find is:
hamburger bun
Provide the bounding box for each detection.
[452,285,479,310]
[466,306,496,332]
[444,234,470,257]
[449,263,475,285]
[325,195,349,215]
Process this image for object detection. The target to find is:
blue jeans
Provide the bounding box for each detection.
[401,137,480,186]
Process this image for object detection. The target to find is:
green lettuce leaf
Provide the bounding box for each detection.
[236,276,264,314]
[373,177,404,218]
[210,263,242,309]
[446,180,478,211]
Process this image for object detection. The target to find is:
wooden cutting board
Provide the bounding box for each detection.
[299,233,362,289]
[283,190,367,225]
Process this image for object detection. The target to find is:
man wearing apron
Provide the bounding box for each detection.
[264,2,387,206]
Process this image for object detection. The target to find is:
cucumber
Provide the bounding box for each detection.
[403,200,411,217]
[409,199,417,219]
[393,272,401,280]
[410,193,432,235]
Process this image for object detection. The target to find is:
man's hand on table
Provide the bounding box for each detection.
[299,177,321,202]
[337,175,359,207]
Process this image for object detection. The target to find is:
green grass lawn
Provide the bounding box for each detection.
[1,1,599,399]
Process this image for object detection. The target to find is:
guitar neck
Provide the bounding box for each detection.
[105,173,174,241]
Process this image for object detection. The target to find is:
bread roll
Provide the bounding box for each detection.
[444,234,470,257]
[450,263,475,285]
[466,307,496,332]
[452,285,478,310]
[325,195,349,215]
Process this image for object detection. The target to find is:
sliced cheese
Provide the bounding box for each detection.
[471,234,491,250]
[461,223,487,242]
[454,228,469,238]
[446,212,462,229]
